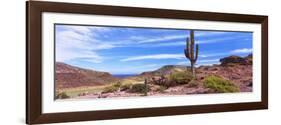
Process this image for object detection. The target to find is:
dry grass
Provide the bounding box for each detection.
[56,78,145,98]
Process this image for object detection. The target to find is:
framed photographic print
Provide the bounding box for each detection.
[26,1,268,124]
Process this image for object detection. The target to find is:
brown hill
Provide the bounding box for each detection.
[140,65,187,76]
[56,62,118,89]
[220,54,252,66]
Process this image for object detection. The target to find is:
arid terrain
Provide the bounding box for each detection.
[55,54,252,100]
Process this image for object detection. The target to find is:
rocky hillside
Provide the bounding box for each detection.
[141,54,253,92]
[196,54,252,92]
[56,62,118,89]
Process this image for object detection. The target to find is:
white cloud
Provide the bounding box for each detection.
[66,25,110,34]
[137,35,186,44]
[199,53,226,58]
[120,54,185,62]
[95,64,160,74]
[195,31,228,37]
[198,59,219,63]
[134,31,228,44]
[231,48,252,54]
[199,48,252,58]
[56,25,113,63]
[137,33,247,47]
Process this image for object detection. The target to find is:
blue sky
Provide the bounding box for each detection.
[55,24,252,74]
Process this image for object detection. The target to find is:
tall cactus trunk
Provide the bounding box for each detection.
[191,62,195,77]
[184,30,199,77]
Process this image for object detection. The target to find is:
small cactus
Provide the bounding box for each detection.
[184,30,199,77]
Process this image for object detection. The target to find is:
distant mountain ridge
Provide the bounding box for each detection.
[56,62,117,88]
[140,65,187,76]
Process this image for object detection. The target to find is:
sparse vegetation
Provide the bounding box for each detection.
[157,86,168,93]
[102,86,118,93]
[102,85,119,93]
[168,71,193,86]
[55,92,70,99]
[102,82,123,93]
[120,83,132,91]
[187,80,199,88]
[203,75,240,93]
[129,83,150,94]
[113,81,122,88]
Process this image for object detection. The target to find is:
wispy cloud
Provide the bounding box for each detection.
[121,47,252,62]
[199,53,226,58]
[56,25,113,63]
[95,64,160,74]
[230,48,252,54]
[199,48,252,58]
[135,34,248,47]
[198,59,219,63]
[135,31,230,44]
[108,31,231,47]
[120,54,185,62]
[137,35,186,44]
[195,31,228,37]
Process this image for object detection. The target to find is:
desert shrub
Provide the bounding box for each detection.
[113,81,122,88]
[102,85,119,93]
[120,83,132,91]
[187,80,199,88]
[129,83,150,93]
[102,81,125,93]
[168,71,193,85]
[203,75,240,93]
[157,86,168,93]
[55,92,70,99]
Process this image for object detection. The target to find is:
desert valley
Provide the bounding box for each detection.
[55,54,252,100]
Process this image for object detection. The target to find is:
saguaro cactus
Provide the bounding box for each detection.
[184,30,199,77]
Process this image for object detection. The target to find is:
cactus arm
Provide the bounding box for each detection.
[194,44,199,62]
[184,49,189,59]
[184,37,190,59]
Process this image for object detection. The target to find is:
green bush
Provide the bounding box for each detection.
[203,75,240,93]
[113,81,122,88]
[102,81,125,93]
[120,83,132,91]
[102,85,119,93]
[55,92,70,99]
[129,83,149,93]
[169,71,193,85]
